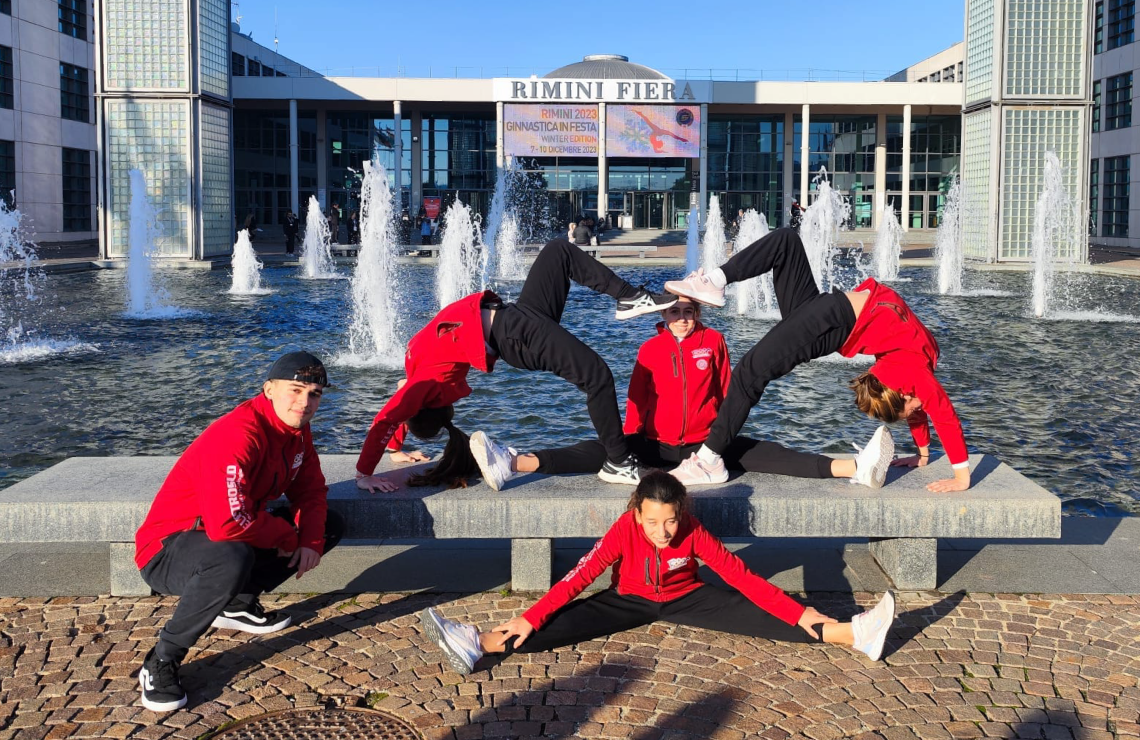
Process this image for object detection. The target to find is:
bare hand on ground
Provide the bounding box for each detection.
[390,450,429,464]
[356,474,399,493]
[890,455,928,468]
[491,616,535,649]
[927,477,969,492]
[797,607,838,638]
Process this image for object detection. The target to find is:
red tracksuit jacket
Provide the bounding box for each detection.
[522,510,805,630]
[134,392,329,569]
[357,290,499,475]
[624,323,732,446]
[839,277,968,468]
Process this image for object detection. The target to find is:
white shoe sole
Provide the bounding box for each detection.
[210,614,291,634]
[858,427,894,489]
[861,590,895,661]
[614,299,675,320]
[470,431,504,491]
[664,280,726,308]
[139,676,187,712]
[420,608,475,675]
[669,467,729,486]
[597,469,640,485]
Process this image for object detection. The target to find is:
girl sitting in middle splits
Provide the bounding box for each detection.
[420,471,896,676]
[468,296,894,491]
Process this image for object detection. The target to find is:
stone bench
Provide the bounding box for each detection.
[583,245,658,259]
[0,453,1059,595]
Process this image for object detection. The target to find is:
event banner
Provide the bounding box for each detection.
[503,104,600,157]
[606,105,701,158]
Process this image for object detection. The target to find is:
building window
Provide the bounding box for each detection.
[247,59,261,77]
[1106,73,1132,130]
[0,0,9,15]
[1093,80,1102,133]
[0,140,13,207]
[62,148,92,232]
[0,46,11,110]
[60,64,89,123]
[261,64,275,76]
[1096,1,1105,53]
[231,52,245,76]
[1108,0,1135,49]
[1103,156,1130,237]
[58,0,86,40]
[1089,159,1099,235]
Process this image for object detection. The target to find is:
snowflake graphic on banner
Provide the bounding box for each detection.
[619,117,651,153]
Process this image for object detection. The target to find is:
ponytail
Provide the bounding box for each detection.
[405,406,479,489]
[849,371,906,423]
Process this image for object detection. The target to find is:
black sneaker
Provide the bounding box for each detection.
[210,600,292,634]
[138,647,187,712]
[615,289,677,320]
[598,454,651,485]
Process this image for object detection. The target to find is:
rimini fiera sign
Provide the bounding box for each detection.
[492,78,711,104]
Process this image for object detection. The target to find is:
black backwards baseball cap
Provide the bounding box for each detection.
[267,351,330,387]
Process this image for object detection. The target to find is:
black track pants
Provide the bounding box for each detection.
[492,239,641,465]
[499,585,815,658]
[140,509,345,664]
[534,433,833,479]
[704,229,857,455]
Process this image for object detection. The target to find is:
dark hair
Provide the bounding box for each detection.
[849,371,906,423]
[405,405,478,489]
[627,470,688,515]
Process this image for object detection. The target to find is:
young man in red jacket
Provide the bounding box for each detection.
[663,228,968,492]
[134,352,344,713]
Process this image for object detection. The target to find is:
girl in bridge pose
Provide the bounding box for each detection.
[420,471,896,675]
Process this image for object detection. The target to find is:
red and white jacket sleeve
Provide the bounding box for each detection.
[714,334,732,403]
[357,378,436,475]
[285,433,329,554]
[522,524,624,630]
[911,369,969,469]
[196,437,299,553]
[623,352,653,435]
[691,522,805,625]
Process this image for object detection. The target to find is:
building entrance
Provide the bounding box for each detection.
[627,191,668,229]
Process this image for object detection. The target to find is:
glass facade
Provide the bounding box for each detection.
[327,112,411,219]
[58,0,86,40]
[198,0,229,99]
[1103,155,1130,237]
[795,115,877,228]
[1093,80,1102,132]
[420,113,496,216]
[104,0,187,90]
[200,104,232,256]
[1105,73,1132,130]
[0,46,12,110]
[62,148,91,232]
[1107,0,1135,49]
[1089,158,1099,236]
[234,109,317,230]
[708,115,784,227]
[891,115,961,229]
[1004,0,1086,98]
[60,64,89,123]
[966,0,996,105]
[0,139,13,208]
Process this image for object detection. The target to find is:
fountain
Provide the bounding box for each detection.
[342,157,403,366]
[934,175,964,295]
[299,195,338,279]
[873,203,904,281]
[684,206,700,274]
[734,210,777,317]
[799,167,849,292]
[700,196,728,274]
[125,169,185,318]
[436,200,481,308]
[1030,152,1084,319]
[228,229,267,295]
[481,158,527,284]
[494,212,525,281]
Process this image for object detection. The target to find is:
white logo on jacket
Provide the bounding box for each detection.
[226,464,253,529]
[562,539,603,583]
[666,556,690,571]
[690,347,713,360]
[292,453,303,469]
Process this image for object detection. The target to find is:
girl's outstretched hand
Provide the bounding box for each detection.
[890,454,929,468]
[355,473,399,493]
[796,607,837,639]
[390,450,429,464]
[927,476,969,492]
[491,616,535,649]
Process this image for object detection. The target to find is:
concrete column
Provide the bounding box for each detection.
[289,99,299,215]
[511,539,553,591]
[901,104,912,232]
[393,100,403,206]
[597,103,607,224]
[800,104,810,204]
[495,101,505,169]
[783,111,795,226]
[410,109,423,211]
[315,108,327,209]
[873,112,886,229]
[699,103,708,228]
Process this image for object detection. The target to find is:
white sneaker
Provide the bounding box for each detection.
[420,607,483,675]
[664,268,726,308]
[851,590,895,661]
[852,426,894,488]
[669,452,729,486]
[470,431,518,491]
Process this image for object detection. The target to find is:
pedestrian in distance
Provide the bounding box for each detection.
[133,352,343,712]
[420,471,896,675]
[283,211,299,254]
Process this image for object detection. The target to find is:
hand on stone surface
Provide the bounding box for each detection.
[491,616,535,649]
[390,450,429,464]
[927,474,970,493]
[289,546,321,578]
[796,607,837,639]
[890,455,928,468]
[356,473,399,493]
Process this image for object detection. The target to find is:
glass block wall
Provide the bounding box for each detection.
[962,108,993,260]
[1000,107,1084,260]
[966,0,996,105]
[103,0,187,90]
[198,0,229,99]
[1004,0,1086,98]
[201,103,232,257]
[105,100,191,257]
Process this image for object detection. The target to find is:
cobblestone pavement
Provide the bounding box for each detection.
[1,591,1138,740]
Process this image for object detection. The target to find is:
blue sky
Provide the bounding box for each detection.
[233,0,965,80]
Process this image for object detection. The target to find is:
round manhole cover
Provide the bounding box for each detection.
[208,707,421,740]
